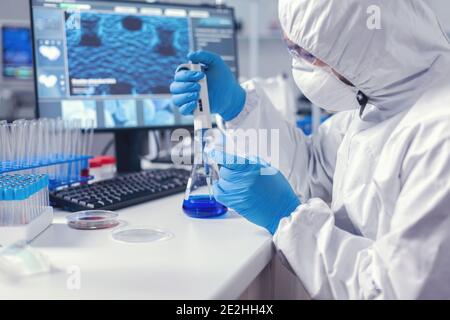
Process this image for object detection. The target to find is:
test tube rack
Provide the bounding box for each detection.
[0,155,93,191]
[0,118,95,191]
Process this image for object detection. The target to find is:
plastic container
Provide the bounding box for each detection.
[89,156,117,182]
[98,156,117,180]
[88,157,103,183]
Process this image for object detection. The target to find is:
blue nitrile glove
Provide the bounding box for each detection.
[170,51,246,121]
[211,151,301,235]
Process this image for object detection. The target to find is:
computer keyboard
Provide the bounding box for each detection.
[50,168,190,212]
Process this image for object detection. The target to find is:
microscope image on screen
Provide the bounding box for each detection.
[65,12,189,96]
[61,100,98,127]
[143,99,176,126]
[104,99,138,128]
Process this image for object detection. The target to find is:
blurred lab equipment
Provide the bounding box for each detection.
[0,89,15,120]
[176,63,227,219]
[0,89,35,122]
[297,114,331,135]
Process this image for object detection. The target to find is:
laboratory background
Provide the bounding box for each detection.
[0,0,449,301]
[1,0,449,146]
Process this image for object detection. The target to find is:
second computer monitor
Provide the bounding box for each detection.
[30,0,238,130]
[2,25,33,80]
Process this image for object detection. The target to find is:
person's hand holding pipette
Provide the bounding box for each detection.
[170,51,246,121]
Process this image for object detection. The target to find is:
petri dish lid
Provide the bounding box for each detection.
[67,210,120,230]
[111,226,173,243]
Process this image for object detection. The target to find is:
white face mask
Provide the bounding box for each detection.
[292,59,360,112]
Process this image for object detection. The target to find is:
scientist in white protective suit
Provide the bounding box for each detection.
[170,0,450,299]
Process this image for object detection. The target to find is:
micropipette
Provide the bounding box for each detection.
[177,63,228,218]
[176,63,213,200]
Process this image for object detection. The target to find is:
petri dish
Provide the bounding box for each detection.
[67,210,120,230]
[111,226,173,243]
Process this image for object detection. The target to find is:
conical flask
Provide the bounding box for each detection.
[182,130,227,218]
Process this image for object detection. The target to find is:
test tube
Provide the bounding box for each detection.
[75,120,82,179]
[47,119,57,180]
[41,119,50,166]
[0,121,11,167]
[27,120,37,168]
[62,120,71,183]
[36,120,45,169]
[10,122,19,168]
[22,121,31,174]
[14,120,29,169]
[55,118,64,185]
[85,119,94,157]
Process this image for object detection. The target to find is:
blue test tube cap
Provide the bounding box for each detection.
[0,174,49,201]
[4,186,14,200]
[14,185,26,201]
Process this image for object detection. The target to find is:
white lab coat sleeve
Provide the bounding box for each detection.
[226,79,353,202]
[274,133,450,300]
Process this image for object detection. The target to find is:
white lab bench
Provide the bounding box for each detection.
[0,193,275,299]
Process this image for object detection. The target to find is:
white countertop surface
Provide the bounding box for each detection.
[0,193,274,299]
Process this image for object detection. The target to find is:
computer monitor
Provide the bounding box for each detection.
[30,0,238,131]
[2,25,34,80]
[30,0,239,172]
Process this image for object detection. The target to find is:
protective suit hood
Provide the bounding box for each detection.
[279,0,450,121]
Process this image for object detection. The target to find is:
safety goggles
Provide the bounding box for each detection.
[284,37,317,65]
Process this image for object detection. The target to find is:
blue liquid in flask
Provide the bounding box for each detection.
[183,195,228,218]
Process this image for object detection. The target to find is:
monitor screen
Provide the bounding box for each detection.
[2,26,34,80]
[30,0,238,130]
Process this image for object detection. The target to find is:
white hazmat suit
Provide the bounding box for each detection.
[226,0,450,299]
